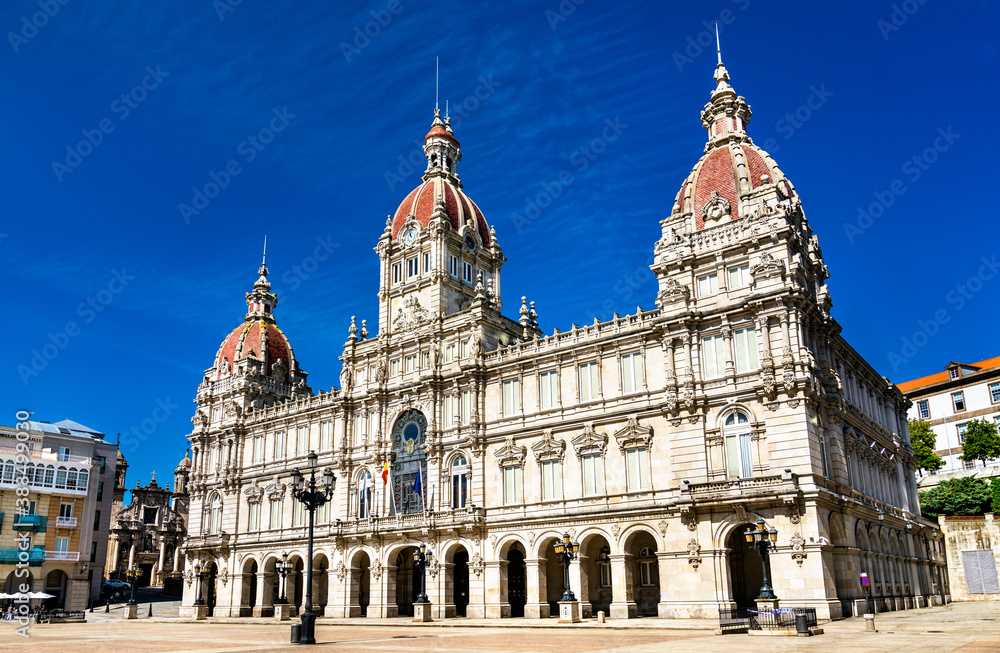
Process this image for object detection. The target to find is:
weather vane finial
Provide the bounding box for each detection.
[435,56,439,112]
[716,22,722,66]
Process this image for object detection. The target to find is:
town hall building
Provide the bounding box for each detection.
[178,55,947,621]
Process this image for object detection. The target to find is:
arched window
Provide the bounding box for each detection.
[724,411,753,478]
[451,456,468,509]
[358,471,373,519]
[210,494,223,534]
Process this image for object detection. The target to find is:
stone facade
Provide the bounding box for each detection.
[938,514,1000,601]
[179,58,945,621]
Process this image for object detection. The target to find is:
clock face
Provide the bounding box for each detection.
[404,228,417,245]
[464,235,477,251]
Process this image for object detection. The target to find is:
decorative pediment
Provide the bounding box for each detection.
[265,479,286,501]
[750,252,785,283]
[571,424,607,458]
[657,278,690,306]
[243,480,263,504]
[613,416,653,453]
[493,436,526,468]
[392,296,430,333]
[531,430,566,464]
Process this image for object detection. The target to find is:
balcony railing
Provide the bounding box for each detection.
[13,514,47,532]
[334,506,485,537]
[45,550,80,561]
[0,548,45,566]
[55,516,78,528]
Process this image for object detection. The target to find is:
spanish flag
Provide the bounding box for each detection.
[382,458,389,485]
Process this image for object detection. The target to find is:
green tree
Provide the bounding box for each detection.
[909,419,944,476]
[960,418,1000,468]
[991,477,1000,514]
[919,476,992,518]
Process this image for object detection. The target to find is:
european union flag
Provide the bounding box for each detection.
[413,467,422,497]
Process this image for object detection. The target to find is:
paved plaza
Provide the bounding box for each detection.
[1,601,998,652]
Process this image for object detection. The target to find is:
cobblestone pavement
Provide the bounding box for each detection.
[1,601,998,652]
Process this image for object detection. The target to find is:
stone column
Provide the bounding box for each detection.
[128,539,137,569]
[722,326,735,376]
[172,544,181,573]
[253,571,268,617]
[110,536,121,574]
[525,558,547,618]
[609,554,636,619]
[156,540,167,586]
[485,560,507,619]
[569,556,584,613]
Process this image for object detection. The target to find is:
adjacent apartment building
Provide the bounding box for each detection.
[899,356,1000,474]
[0,419,119,610]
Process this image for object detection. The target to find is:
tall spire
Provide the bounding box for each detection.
[700,32,752,153]
[246,242,277,323]
[422,58,462,185]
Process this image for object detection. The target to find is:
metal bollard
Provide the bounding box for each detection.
[795,613,810,636]
[290,623,301,644]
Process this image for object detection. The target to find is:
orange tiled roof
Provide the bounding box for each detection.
[897,355,1000,393]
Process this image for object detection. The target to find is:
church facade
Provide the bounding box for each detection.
[178,58,947,621]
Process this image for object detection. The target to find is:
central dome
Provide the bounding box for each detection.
[391,176,490,246]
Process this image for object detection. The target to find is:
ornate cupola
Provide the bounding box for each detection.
[244,248,277,323]
[422,108,462,186]
[700,54,753,153]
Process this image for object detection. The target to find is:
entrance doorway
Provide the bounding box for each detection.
[206,562,218,617]
[395,547,419,617]
[507,545,526,618]
[453,550,469,617]
[728,523,766,609]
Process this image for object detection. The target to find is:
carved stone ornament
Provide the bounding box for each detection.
[701,190,732,223]
[657,278,691,306]
[750,251,785,283]
[571,424,608,458]
[243,480,264,504]
[789,533,807,566]
[657,520,668,538]
[370,558,384,581]
[271,358,287,380]
[681,508,697,531]
[493,437,527,469]
[611,523,621,540]
[687,539,703,570]
[224,402,241,418]
[265,480,286,501]
[427,559,440,580]
[614,416,653,454]
[527,531,537,548]
[219,560,229,585]
[392,296,430,333]
[531,430,566,464]
[334,561,347,582]
[470,553,485,579]
[733,504,748,524]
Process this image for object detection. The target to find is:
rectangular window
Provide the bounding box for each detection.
[728,264,750,289]
[990,382,1000,404]
[405,355,417,373]
[540,371,558,410]
[582,454,604,496]
[320,421,333,451]
[253,435,265,463]
[355,414,367,445]
[443,394,456,428]
[274,431,286,460]
[142,507,157,524]
[269,499,281,529]
[959,423,969,443]
[579,362,600,402]
[726,432,754,478]
[702,334,725,379]
[733,327,759,373]
[391,359,400,376]
[625,447,650,491]
[297,426,309,456]
[444,344,455,362]
[407,257,418,278]
[55,536,69,554]
[540,460,562,501]
[503,465,522,504]
[93,510,101,531]
[96,481,104,501]
[96,456,106,474]
[421,351,429,369]
[461,390,473,425]
[918,400,930,419]
[463,261,474,283]
[317,499,329,524]
[58,447,71,462]
[90,542,97,563]
[423,253,430,273]
[621,352,642,394]
[248,502,260,531]
[949,368,960,380]
[292,501,305,527]
[503,379,521,416]
[449,255,458,277]
[392,263,402,284]
[964,458,977,470]
[599,563,612,587]
[953,391,966,412]
[697,272,718,297]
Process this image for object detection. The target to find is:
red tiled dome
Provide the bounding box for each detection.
[214,320,295,381]
[391,177,490,246]
[425,124,459,147]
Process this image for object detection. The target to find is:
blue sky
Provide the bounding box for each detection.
[4,0,999,490]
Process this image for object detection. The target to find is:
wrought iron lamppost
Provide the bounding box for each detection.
[290,451,336,646]
[744,518,779,600]
[274,552,292,605]
[553,533,581,602]
[193,560,208,606]
[413,544,430,604]
[124,564,140,607]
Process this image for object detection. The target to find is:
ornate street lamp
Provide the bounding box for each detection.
[553,533,581,602]
[744,518,779,600]
[193,559,209,606]
[413,544,430,604]
[124,564,140,607]
[275,552,292,605]
[290,451,336,645]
